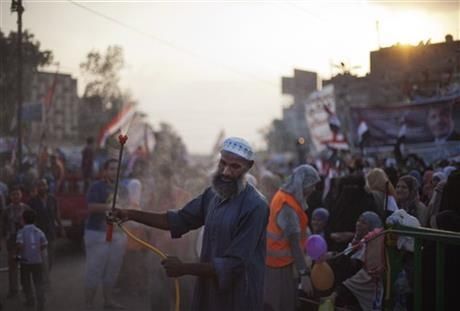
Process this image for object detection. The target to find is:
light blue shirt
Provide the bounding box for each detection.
[16,224,48,264]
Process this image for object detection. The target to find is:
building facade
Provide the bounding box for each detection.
[281,69,319,151]
[28,71,80,145]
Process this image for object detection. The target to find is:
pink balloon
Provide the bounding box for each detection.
[306,234,327,260]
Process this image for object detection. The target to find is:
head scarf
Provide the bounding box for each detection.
[397,175,419,214]
[443,166,457,177]
[359,211,383,231]
[352,211,383,246]
[366,168,396,196]
[432,171,447,183]
[281,164,320,210]
[312,207,330,222]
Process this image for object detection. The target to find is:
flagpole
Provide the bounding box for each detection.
[39,65,59,152]
[11,0,24,174]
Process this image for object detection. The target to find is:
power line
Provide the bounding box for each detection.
[67,0,278,88]
[286,2,329,24]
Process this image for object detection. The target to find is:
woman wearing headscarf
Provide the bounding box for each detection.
[426,171,447,220]
[310,207,329,238]
[264,165,320,311]
[422,169,460,311]
[396,175,429,227]
[366,168,399,219]
[329,211,384,311]
[327,175,380,252]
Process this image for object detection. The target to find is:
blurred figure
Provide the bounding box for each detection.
[1,186,31,297]
[81,137,95,192]
[420,170,434,206]
[84,159,128,309]
[424,170,460,311]
[432,171,446,187]
[396,175,429,226]
[29,179,66,287]
[116,161,149,298]
[264,164,320,311]
[149,163,195,310]
[37,145,49,179]
[383,166,399,189]
[16,209,47,311]
[50,155,65,193]
[366,168,399,219]
[427,171,447,222]
[327,175,380,252]
[310,207,330,238]
[258,167,282,204]
[328,211,384,311]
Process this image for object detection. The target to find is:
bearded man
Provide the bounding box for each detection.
[114,137,269,311]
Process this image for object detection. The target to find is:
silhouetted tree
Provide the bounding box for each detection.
[80,45,126,108]
[264,119,297,153]
[0,30,53,135]
[78,45,132,141]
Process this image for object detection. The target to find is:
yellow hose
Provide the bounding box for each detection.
[118,223,181,311]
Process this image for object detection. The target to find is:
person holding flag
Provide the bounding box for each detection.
[84,158,128,310]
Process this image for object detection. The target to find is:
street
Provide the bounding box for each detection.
[0,238,191,311]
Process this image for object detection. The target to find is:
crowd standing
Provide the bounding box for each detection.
[0,133,459,311]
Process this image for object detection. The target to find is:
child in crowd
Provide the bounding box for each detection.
[1,186,30,297]
[16,209,48,311]
[310,207,330,237]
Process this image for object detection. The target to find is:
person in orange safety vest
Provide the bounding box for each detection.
[263,164,320,311]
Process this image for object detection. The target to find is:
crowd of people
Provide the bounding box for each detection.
[0,134,459,311]
[109,136,460,311]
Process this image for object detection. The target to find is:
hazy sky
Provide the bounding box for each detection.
[1,0,459,154]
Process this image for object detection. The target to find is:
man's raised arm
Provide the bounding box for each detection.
[115,209,170,230]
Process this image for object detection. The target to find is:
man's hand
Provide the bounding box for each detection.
[330,232,354,243]
[300,275,314,296]
[109,208,129,223]
[161,256,185,278]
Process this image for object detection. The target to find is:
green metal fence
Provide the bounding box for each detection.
[386,225,460,311]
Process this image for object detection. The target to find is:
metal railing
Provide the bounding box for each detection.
[386,225,460,311]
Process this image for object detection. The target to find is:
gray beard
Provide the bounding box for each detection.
[211,173,245,199]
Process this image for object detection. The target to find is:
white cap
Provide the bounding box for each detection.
[221,137,254,161]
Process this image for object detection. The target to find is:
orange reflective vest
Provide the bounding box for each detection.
[266,190,308,268]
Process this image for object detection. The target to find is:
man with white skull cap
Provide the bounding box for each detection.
[221,137,254,161]
[113,137,269,311]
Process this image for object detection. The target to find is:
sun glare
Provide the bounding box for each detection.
[379,9,442,46]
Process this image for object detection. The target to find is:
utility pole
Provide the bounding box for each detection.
[11,0,24,174]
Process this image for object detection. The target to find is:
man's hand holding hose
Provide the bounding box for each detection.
[110,207,217,278]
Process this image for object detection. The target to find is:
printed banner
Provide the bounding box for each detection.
[349,95,460,147]
[305,85,349,151]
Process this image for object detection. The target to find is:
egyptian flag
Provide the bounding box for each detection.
[324,104,341,133]
[398,123,407,141]
[98,104,137,148]
[42,71,59,109]
[357,120,370,146]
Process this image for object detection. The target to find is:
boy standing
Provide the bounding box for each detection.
[1,186,30,297]
[16,209,48,311]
